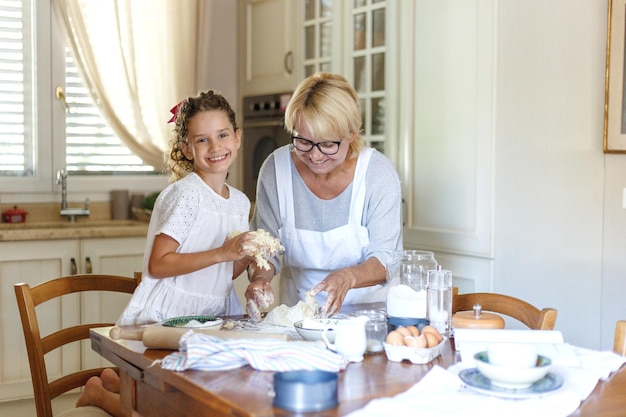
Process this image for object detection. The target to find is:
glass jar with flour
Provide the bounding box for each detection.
[386,250,438,329]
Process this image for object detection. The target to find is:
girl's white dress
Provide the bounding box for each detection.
[117,173,249,325]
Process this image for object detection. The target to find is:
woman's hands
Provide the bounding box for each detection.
[310,258,387,317]
[309,269,356,318]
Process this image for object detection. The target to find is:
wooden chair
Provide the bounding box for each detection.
[614,320,626,356]
[452,292,558,330]
[14,273,141,417]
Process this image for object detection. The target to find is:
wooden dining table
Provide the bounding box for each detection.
[89,309,626,417]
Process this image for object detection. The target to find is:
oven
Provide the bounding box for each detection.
[242,92,293,201]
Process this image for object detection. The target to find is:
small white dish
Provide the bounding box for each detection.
[294,319,342,342]
[474,351,551,389]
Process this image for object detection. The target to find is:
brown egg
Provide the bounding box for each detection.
[404,334,428,348]
[395,326,412,337]
[406,325,420,337]
[421,325,443,343]
[385,330,405,346]
[424,332,440,348]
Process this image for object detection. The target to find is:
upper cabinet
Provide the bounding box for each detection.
[239,0,300,95]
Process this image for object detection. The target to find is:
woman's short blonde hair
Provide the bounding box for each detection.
[285,72,363,158]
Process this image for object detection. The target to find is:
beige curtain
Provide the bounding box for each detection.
[51,0,213,169]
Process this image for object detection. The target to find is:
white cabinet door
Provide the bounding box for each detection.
[0,236,146,402]
[80,237,145,369]
[239,0,299,95]
[0,239,80,401]
[399,1,496,272]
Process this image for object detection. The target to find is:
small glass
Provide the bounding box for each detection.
[427,267,453,335]
[352,309,388,353]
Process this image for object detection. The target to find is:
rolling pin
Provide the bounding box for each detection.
[109,325,290,349]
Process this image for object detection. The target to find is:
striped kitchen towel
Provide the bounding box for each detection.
[160,331,347,372]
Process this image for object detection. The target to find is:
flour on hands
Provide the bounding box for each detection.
[229,229,284,270]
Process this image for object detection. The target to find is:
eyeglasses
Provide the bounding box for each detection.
[291,135,342,155]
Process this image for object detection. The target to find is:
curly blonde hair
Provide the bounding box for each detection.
[167,90,239,182]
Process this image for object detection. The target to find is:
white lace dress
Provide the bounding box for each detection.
[117,173,249,325]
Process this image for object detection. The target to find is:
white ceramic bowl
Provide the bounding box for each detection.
[474,351,551,389]
[487,343,538,368]
[294,319,342,342]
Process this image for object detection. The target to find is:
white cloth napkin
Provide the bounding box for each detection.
[160,331,347,372]
[453,329,580,367]
[346,348,626,417]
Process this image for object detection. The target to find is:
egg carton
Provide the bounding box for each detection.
[383,337,448,364]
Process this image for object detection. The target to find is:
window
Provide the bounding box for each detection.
[64,49,155,174]
[0,0,34,176]
[0,0,165,198]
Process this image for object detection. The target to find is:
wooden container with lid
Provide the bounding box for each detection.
[451,303,505,329]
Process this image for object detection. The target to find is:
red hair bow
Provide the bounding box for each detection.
[167,100,185,123]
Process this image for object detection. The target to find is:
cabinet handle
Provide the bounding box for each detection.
[70,258,77,275]
[402,198,406,227]
[85,257,92,274]
[284,51,293,75]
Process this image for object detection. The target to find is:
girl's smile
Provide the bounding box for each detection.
[182,110,241,194]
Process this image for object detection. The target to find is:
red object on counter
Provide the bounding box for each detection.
[2,206,28,223]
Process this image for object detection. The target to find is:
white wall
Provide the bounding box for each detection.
[494,0,622,349]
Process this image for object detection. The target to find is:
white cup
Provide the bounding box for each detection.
[322,316,368,363]
[487,343,538,368]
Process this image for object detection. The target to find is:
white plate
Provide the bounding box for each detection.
[162,315,223,328]
[459,368,563,399]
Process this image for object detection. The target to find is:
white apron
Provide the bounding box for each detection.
[275,146,385,307]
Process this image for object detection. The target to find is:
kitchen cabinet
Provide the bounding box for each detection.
[397,1,496,292]
[0,236,145,402]
[239,0,299,95]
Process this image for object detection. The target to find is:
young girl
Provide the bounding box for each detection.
[117,90,258,325]
[75,91,258,417]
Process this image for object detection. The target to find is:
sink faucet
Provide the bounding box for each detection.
[56,168,90,222]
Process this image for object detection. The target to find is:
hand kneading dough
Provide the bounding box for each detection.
[262,291,320,327]
[229,229,284,270]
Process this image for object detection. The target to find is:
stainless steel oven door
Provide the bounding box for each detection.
[242,119,291,201]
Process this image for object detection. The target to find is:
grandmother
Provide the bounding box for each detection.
[246,72,402,319]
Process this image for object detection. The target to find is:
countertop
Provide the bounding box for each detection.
[0,219,149,241]
[0,202,149,241]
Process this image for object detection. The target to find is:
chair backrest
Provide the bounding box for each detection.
[14,273,140,417]
[614,320,626,356]
[452,292,558,330]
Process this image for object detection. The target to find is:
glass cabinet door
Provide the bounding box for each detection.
[299,0,388,153]
[351,0,386,153]
[303,0,334,77]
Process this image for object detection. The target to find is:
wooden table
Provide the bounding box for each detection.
[90,323,626,417]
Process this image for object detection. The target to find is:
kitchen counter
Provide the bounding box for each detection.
[0,219,149,241]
